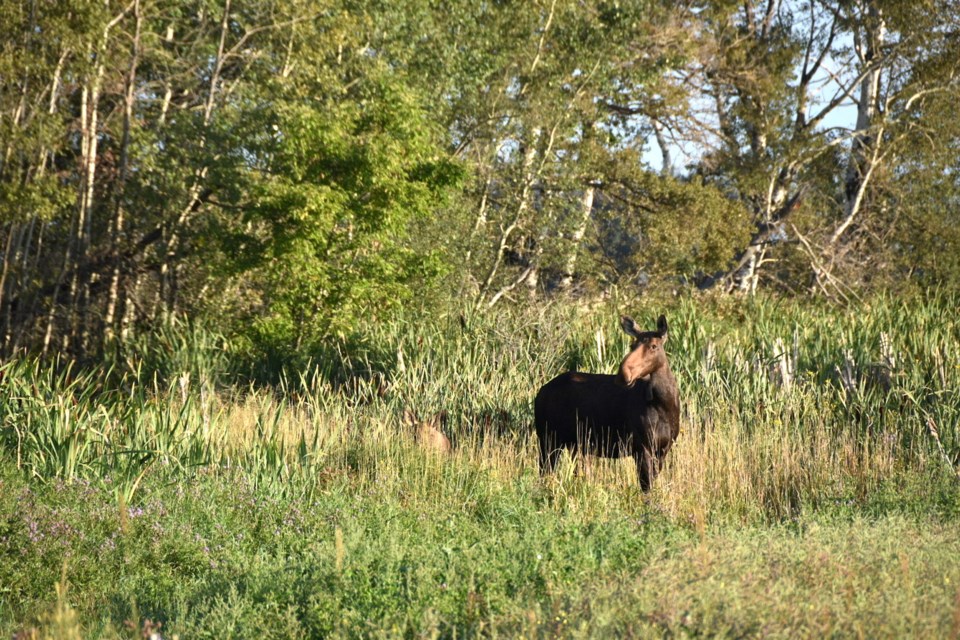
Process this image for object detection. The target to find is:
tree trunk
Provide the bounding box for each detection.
[105,0,142,342]
[844,1,885,207]
[558,183,595,290]
[475,128,542,310]
[44,4,130,355]
[161,0,231,315]
[652,119,673,175]
[0,225,18,347]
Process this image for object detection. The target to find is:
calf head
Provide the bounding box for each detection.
[403,408,452,454]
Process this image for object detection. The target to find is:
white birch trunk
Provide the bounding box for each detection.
[105,0,142,341]
[558,184,595,290]
[476,129,541,309]
[844,1,885,214]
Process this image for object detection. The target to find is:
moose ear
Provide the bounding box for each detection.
[426,411,448,429]
[620,315,642,338]
[656,315,668,340]
[402,408,417,427]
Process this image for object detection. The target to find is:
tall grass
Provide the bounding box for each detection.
[1,291,958,520]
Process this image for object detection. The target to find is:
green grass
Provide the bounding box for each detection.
[3,453,960,638]
[2,291,960,637]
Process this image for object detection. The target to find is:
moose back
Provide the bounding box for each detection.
[534,314,680,490]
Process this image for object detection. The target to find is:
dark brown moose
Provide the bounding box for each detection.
[534,315,680,490]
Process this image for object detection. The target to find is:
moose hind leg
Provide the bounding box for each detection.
[538,433,563,474]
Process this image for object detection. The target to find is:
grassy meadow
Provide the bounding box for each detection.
[2,292,960,638]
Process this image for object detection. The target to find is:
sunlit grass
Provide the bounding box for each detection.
[3,291,958,516]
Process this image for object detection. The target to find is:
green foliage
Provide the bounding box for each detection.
[882,82,960,284]
[2,0,960,361]
[220,71,463,358]
[596,163,754,281]
[0,0,101,226]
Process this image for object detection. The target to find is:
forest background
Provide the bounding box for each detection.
[2,0,959,365]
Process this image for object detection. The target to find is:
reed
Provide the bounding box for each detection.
[2,291,958,515]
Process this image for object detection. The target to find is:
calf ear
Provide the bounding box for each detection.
[402,408,417,427]
[620,315,642,338]
[657,315,668,340]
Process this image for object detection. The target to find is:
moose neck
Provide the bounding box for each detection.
[644,364,679,410]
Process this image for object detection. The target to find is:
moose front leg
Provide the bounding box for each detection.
[633,447,661,491]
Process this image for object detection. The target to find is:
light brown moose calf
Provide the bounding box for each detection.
[534,314,680,490]
[403,409,452,454]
